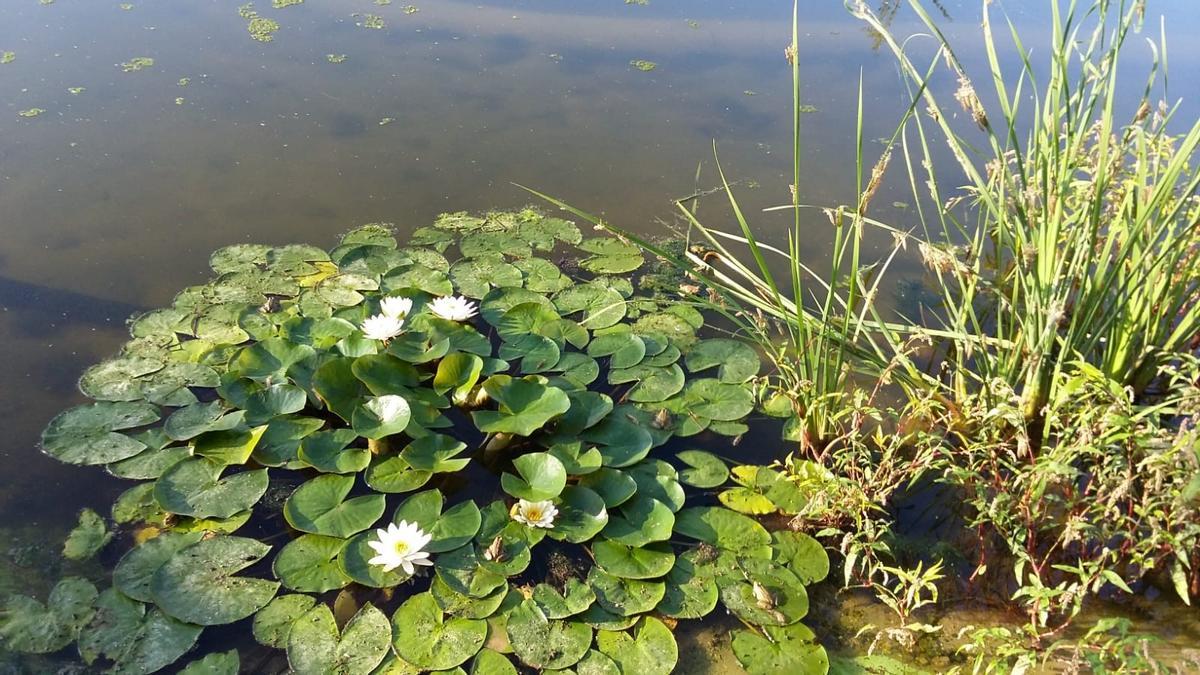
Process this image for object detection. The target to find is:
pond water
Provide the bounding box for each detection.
[4,0,1200,672]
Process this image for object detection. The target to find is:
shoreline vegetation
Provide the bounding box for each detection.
[540,0,1200,670]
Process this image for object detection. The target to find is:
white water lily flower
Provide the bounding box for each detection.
[428,295,478,322]
[380,296,413,319]
[510,499,558,529]
[361,313,405,341]
[367,520,433,575]
[365,394,409,424]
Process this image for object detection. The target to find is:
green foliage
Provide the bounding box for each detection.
[22,211,830,674]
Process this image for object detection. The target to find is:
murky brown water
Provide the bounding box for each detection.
[3,0,1199,671]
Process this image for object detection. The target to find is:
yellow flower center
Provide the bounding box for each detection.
[525,506,544,521]
[392,540,410,556]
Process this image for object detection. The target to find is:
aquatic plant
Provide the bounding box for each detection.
[3,210,832,673]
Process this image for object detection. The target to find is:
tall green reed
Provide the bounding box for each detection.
[855,0,1200,431]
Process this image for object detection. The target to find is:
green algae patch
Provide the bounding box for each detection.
[120,57,154,72]
[630,60,657,72]
[1,51,14,65]
[18,108,46,118]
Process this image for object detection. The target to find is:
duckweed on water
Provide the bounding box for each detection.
[177,77,190,86]
[1,51,14,64]
[401,4,419,14]
[119,3,133,9]
[359,13,386,29]
[272,0,303,7]
[120,56,154,72]
[2,209,834,673]
[630,59,657,72]
[67,87,85,95]
[327,53,347,64]
[18,108,46,118]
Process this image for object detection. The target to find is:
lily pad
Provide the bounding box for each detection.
[553,283,626,330]
[391,593,487,671]
[365,454,434,493]
[594,617,677,675]
[400,433,470,473]
[63,508,112,561]
[274,534,352,593]
[0,577,98,654]
[392,490,482,553]
[284,474,386,538]
[42,401,159,465]
[718,558,810,626]
[451,258,523,299]
[154,457,269,519]
[470,649,518,675]
[530,579,596,619]
[601,496,673,548]
[179,649,240,675]
[673,507,771,557]
[473,376,571,437]
[586,332,645,370]
[771,531,830,585]
[684,338,760,383]
[77,589,202,673]
[288,603,392,675]
[352,395,412,440]
[587,568,664,617]
[731,622,828,675]
[592,540,674,579]
[578,468,637,508]
[657,551,719,619]
[675,450,728,488]
[253,594,317,648]
[506,600,592,670]
[544,485,609,544]
[150,536,280,625]
[114,532,206,602]
[501,452,567,502]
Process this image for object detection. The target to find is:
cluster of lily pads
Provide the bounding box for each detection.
[4,209,831,674]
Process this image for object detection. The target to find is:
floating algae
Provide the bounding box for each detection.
[18,108,46,118]
[358,13,386,29]
[120,56,154,72]
[326,53,347,64]
[630,59,657,72]
[272,0,303,7]
[67,87,85,94]
[239,3,280,42]
[1,51,14,65]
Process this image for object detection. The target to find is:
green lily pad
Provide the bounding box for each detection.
[0,577,97,654]
[514,258,572,293]
[384,263,454,296]
[673,507,772,557]
[469,649,518,675]
[77,589,202,673]
[63,508,112,561]
[731,622,828,675]
[771,531,830,585]
[602,496,673,548]
[193,425,268,466]
[553,283,626,330]
[679,379,754,421]
[288,603,392,675]
[391,593,487,671]
[586,332,645,369]
[578,468,637,508]
[530,579,596,619]
[78,356,164,401]
[451,257,523,299]
[297,429,369,474]
[392,490,482,553]
[400,433,470,473]
[42,401,159,465]
[179,649,240,674]
[154,457,268,519]
[254,416,325,467]
[337,529,415,588]
[632,313,697,349]
[719,558,810,626]
[163,401,241,441]
[114,532,206,602]
[480,287,554,325]
[473,376,571,437]
[675,450,728,488]
[253,594,317,648]
[501,452,567,501]
[547,441,603,475]
[435,545,511,598]
[434,352,485,400]
[657,550,719,619]
[545,650,620,675]
[109,443,192,479]
[626,460,685,511]
[581,415,653,469]
[352,353,423,394]
[594,617,677,675]
[274,534,352,593]
[151,536,280,625]
[587,568,664,617]
[365,454,433,493]
[431,576,508,620]
[544,485,609,544]
[684,338,760,383]
[244,383,307,422]
[313,357,369,424]
[235,337,315,380]
[352,395,412,440]
[284,474,386,538]
[609,364,685,403]
[506,599,592,670]
[593,540,674,580]
[460,232,533,260]
[498,334,561,374]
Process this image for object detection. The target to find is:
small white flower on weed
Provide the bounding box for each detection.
[380,296,413,319]
[428,295,478,322]
[367,520,433,575]
[510,499,558,529]
[361,313,405,341]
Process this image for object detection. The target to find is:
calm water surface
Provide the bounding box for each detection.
[3,0,1200,669]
